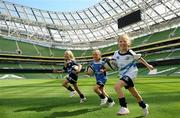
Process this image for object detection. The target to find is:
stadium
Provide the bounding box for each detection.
[0,0,180,118]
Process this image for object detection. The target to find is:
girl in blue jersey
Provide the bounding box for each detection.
[88,49,115,107]
[113,34,154,116]
[54,50,86,103]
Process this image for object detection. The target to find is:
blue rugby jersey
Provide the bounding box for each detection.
[90,60,107,82]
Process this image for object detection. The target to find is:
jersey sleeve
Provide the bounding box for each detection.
[71,60,79,66]
[101,61,106,69]
[112,51,118,59]
[89,62,94,70]
[129,49,141,60]
[63,66,67,72]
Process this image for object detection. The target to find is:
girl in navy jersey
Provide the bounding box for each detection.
[87,49,115,107]
[113,34,154,116]
[54,50,86,103]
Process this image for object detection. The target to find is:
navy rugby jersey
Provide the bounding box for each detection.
[63,60,78,74]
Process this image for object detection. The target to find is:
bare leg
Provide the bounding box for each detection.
[93,85,108,105]
[100,87,114,105]
[62,79,69,88]
[128,87,142,102]
[115,80,130,114]
[72,83,83,96]
[100,87,109,97]
[128,87,148,116]
[114,80,127,98]
[62,79,75,93]
[93,85,103,95]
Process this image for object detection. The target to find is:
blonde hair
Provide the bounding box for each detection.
[92,49,101,56]
[64,50,75,60]
[118,34,132,46]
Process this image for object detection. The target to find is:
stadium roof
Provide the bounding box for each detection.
[0,0,180,49]
[4,0,101,12]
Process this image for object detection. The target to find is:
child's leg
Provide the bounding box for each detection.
[100,87,115,107]
[114,80,126,98]
[100,87,108,97]
[93,85,102,94]
[114,80,128,108]
[128,87,142,102]
[128,87,147,108]
[94,85,108,105]
[128,87,149,116]
[62,79,74,92]
[93,85,106,99]
[100,87,114,103]
[115,80,130,115]
[72,83,85,99]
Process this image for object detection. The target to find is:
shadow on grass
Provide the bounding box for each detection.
[13,96,99,112]
[13,97,82,112]
[134,115,144,118]
[14,104,62,112]
[45,107,102,118]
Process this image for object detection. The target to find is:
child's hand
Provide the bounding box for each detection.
[100,69,106,73]
[53,69,63,73]
[53,70,58,73]
[75,69,80,74]
[148,64,154,70]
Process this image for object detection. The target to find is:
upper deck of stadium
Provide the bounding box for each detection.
[0,0,180,49]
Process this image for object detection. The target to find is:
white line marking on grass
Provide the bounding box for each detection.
[156,68,177,74]
[0,74,24,79]
[175,71,180,74]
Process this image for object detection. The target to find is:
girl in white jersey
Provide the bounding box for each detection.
[113,34,154,116]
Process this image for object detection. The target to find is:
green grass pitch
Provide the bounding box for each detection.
[0,75,180,118]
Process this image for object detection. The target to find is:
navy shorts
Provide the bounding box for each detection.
[96,79,107,87]
[66,73,78,84]
[120,76,134,89]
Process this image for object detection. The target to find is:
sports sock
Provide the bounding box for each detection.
[80,94,85,98]
[119,97,127,108]
[99,94,105,99]
[138,100,146,108]
[67,86,74,91]
[107,97,113,102]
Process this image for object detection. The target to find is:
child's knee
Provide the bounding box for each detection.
[134,94,142,100]
[62,82,67,87]
[93,86,98,92]
[114,83,121,90]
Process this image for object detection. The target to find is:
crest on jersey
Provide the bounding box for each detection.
[124,76,129,81]
[126,56,130,60]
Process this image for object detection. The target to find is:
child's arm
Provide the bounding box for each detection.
[54,61,67,73]
[77,64,82,73]
[101,68,107,72]
[100,67,107,73]
[100,64,107,73]
[53,69,64,73]
[138,57,154,70]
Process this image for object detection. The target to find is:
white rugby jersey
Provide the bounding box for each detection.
[112,49,141,80]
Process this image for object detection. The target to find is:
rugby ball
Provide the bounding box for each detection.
[103,58,118,71]
[85,65,94,76]
[72,65,79,72]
